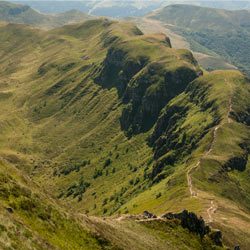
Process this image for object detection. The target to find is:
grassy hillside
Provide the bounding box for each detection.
[0,17,249,249]
[0,1,90,28]
[1,157,224,250]
[149,4,250,76]
[0,18,200,214]
[135,17,237,73]
[0,159,114,250]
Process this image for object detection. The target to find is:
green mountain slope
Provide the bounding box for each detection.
[148,4,250,76]
[0,18,249,249]
[1,158,224,250]
[0,1,90,28]
[135,17,237,73]
[0,159,114,250]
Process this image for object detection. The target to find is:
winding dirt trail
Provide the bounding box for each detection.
[187,161,200,197]
[187,77,233,223]
[207,201,217,223]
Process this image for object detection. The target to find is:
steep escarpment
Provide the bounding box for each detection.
[96,33,201,135]
[121,62,199,135]
[148,74,220,179]
[147,71,250,203]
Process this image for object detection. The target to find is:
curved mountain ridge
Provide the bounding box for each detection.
[0,1,91,28]
[0,18,249,249]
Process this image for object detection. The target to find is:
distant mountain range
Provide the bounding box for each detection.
[9,0,250,18]
[149,4,250,76]
[11,0,165,17]
[0,1,90,28]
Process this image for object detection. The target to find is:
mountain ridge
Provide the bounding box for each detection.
[0,17,249,249]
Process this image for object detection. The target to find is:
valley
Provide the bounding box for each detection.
[136,17,237,72]
[148,4,250,76]
[0,2,250,249]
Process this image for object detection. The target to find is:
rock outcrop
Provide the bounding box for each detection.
[121,63,198,135]
[162,210,210,238]
[162,210,223,246]
[95,31,201,136]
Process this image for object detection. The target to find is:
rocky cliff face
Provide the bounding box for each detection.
[121,64,199,135]
[96,46,148,96]
[147,77,219,179]
[96,34,201,136]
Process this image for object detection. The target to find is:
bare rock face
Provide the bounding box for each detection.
[143,211,157,219]
[95,47,148,96]
[96,37,200,137]
[121,64,198,136]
